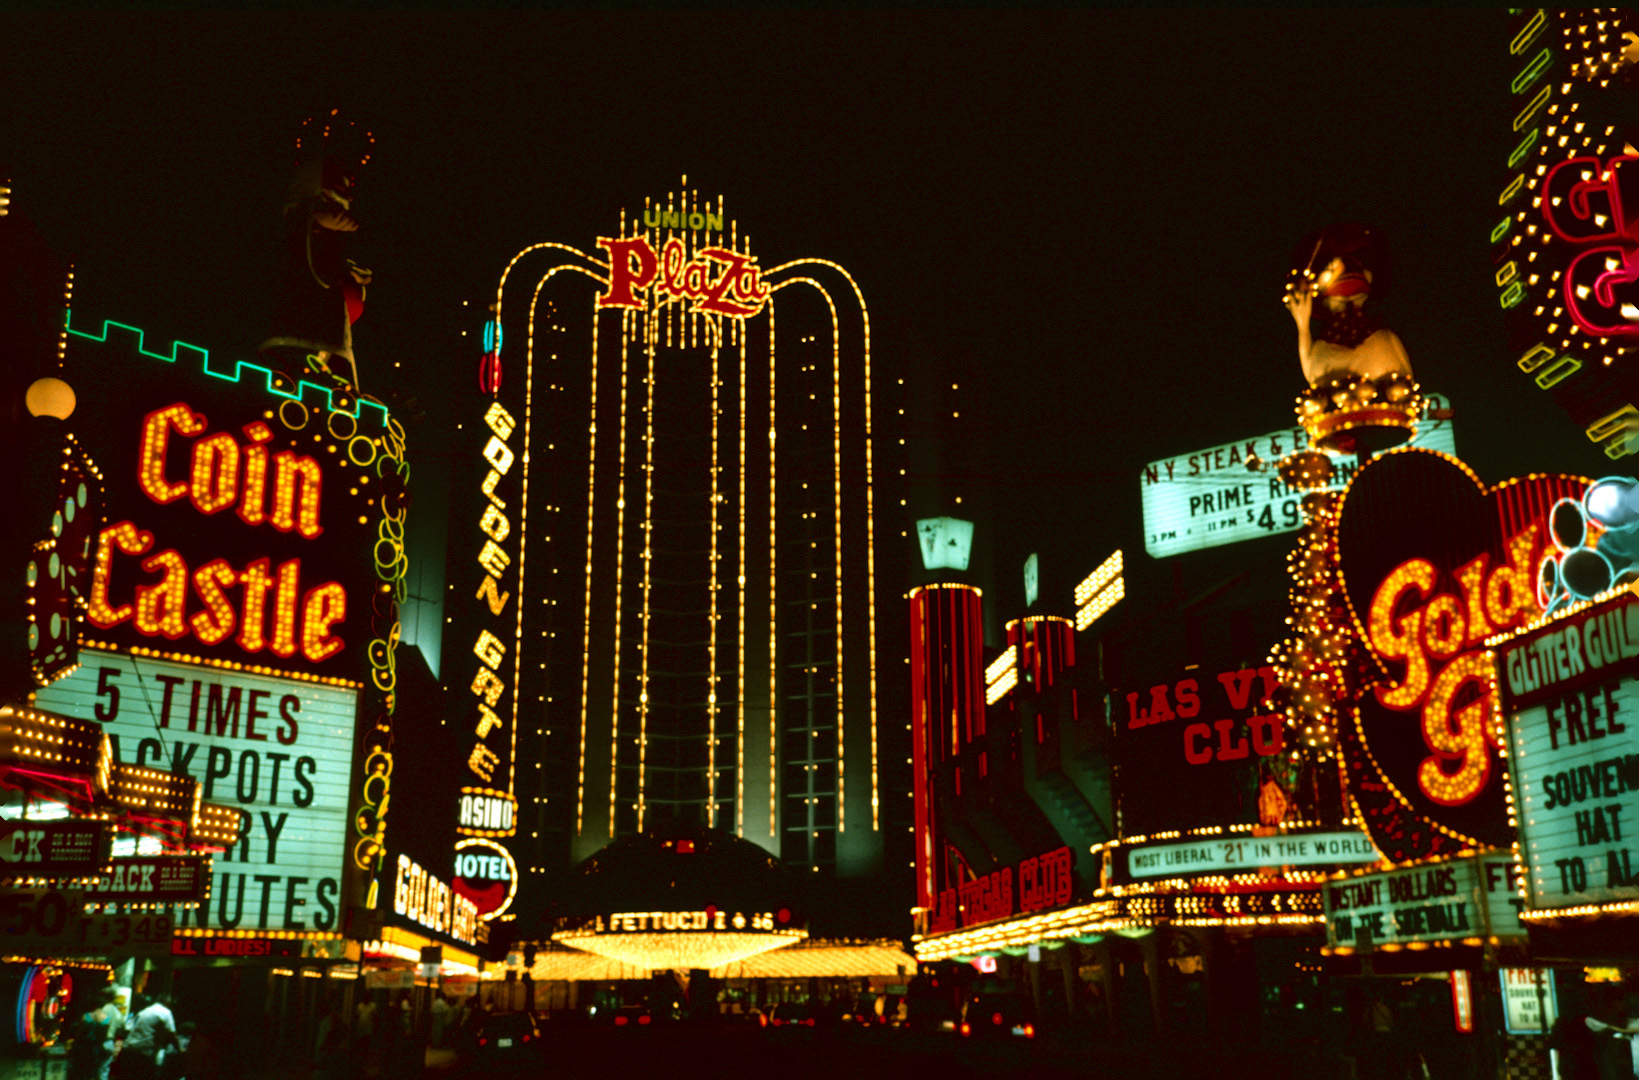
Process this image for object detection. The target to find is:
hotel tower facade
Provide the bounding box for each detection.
[448,185,903,904]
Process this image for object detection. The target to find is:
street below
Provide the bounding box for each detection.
[397,1021,1327,1080]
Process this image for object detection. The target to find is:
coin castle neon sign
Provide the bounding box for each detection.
[89,401,347,663]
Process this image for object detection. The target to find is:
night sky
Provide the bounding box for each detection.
[8,11,1595,614]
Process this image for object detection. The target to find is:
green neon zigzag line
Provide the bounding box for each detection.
[65,311,392,433]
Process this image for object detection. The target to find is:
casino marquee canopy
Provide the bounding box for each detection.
[547,826,807,971]
[553,908,805,970]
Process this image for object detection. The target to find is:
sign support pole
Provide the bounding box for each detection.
[1476,855,1505,1080]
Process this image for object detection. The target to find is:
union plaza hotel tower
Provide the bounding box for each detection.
[452,185,911,893]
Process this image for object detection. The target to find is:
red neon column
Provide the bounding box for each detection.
[908,583,984,910]
[1005,615,1075,691]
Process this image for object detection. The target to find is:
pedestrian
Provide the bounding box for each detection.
[104,990,130,1080]
[352,993,376,1054]
[429,994,450,1049]
[376,994,413,1080]
[158,1022,193,1080]
[1358,997,1397,1080]
[181,1027,223,1080]
[452,995,469,1035]
[119,993,177,1080]
[1585,991,1639,1080]
[315,997,347,1080]
[71,988,119,1080]
[388,991,412,1045]
[1552,990,1601,1080]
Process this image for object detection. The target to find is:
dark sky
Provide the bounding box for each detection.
[7,11,1597,611]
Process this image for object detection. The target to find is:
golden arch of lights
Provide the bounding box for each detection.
[494,181,879,846]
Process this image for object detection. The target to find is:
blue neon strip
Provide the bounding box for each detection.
[15,965,36,1044]
[65,311,392,433]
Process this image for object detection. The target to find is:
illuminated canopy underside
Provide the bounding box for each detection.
[712,940,916,979]
[550,929,805,971]
[529,938,909,981]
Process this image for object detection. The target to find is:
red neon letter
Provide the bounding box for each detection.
[189,431,240,515]
[1368,560,1436,710]
[300,581,346,662]
[133,549,190,639]
[1182,722,1213,764]
[658,237,689,298]
[238,558,275,653]
[699,248,768,316]
[88,522,154,628]
[138,403,206,505]
[1248,715,1284,757]
[190,559,239,645]
[239,422,273,526]
[1540,155,1633,244]
[597,237,659,309]
[269,559,301,657]
[1214,718,1249,761]
[271,453,323,538]
[1564,245,1639,339]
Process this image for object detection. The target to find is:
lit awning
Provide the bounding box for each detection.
[527,939,916,981]
[710,940,916,979]
[364,925,481,975]
[550,927,804,971]
[528,949,654,982]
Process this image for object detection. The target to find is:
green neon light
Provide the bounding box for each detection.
[1507,127,1540,170]
[65,311,391,433]
[1509,47,1553,97]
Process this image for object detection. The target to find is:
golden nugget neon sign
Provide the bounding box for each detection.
[1366,525,1540,807]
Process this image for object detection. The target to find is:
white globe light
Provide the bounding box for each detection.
[25,377,76,420]
[1586,481,1630,525]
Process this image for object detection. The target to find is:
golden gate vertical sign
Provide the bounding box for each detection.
[460,401,520,840]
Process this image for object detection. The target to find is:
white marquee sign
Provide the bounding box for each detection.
[36,649,357,933]
[1140,397,1455,558]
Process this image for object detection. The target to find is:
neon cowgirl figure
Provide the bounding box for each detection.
[259,112,374,393]
[1283,224,1419,455]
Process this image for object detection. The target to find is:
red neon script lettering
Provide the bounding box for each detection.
[596,236,769,317]
[90,522,345,663]
[1565,245,1639,339]
[597,237,659,309]
[1539,155,1639,340]
[136,404,323,537]
[1366,527,1541,806]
